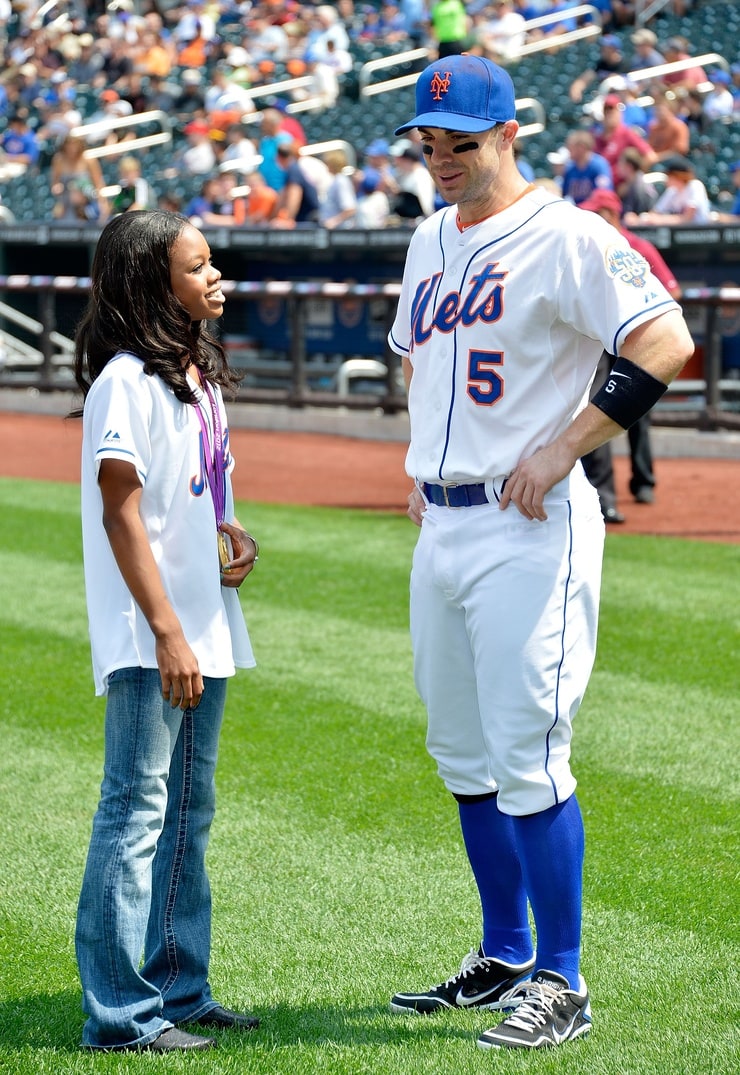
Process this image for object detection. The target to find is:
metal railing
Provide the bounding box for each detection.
[70,109,173,161]
[598,53,731,97]
[0,276,738,428]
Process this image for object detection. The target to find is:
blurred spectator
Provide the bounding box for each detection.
[49,133,107,221]
[184,175,234,226]
[295,53,342,110]
[659,38,707,94]
[177,21,212,69]
[246,12,290,64]
[64,33,104,86]
[646,93,690,162]
[729,161,740,216]
[525,0,578,48]
[353,168,392,228]
[702,69,734,123]
[268,98,308,148]
[569,34,630,104]
[1,109,40,171]
[141,73,178,115]
[362,138,396,195]
[562,130,613,205]
[629,27,664,71]
[100,36,135,88]
[616,147,658,215]
[593,93,656,187]
[319,148,357,228]
[271,141,321,226]
[173,69,207,123]
[546,145,570,193]
[34,96,83,166]
[205,61,257,130]
[731,64,740,113]
[14,63,43,110]
[608,78,652,132]
[220,46,254,89]
[356,5,384,43]
[377,2,413,45]
[307,5,352,55]
[430,0,471,59]
[399,0,430,46]
[478,0,527,63]
[172,2,217,49]
[220,123,260,169]
[177,118,218,175]
[309,32,353,76]
[86,87,133,128]
[624,155,712,225]
[679,88,709,137]
[257,107,295,192]
[132,27,175,79]
[110,154,155,214]
[236,166,280,225]
[294,148,333,204]
[389,140,436,219]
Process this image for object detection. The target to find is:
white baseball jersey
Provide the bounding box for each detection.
[389,185,680,485]
[81,352,255,695]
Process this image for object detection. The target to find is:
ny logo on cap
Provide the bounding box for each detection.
[429,71,452,101]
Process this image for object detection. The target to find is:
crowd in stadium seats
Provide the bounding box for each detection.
[0,0,738,228]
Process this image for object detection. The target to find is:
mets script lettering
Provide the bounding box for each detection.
[410,263,508,347]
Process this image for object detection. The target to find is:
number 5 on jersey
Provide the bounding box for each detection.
[468,350,504,405]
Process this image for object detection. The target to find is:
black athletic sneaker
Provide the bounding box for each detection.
[390,949,535,1015]
[477,970,592,1050]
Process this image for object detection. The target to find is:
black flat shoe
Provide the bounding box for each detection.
[191,1004,260,1031]
[87,1027,217,1052]
[147,1028,216,1051]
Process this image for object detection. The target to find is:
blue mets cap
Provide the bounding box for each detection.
[395,54,516,135]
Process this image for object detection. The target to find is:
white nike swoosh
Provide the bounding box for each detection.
[455,984,508,1008]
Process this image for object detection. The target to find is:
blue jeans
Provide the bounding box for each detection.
[75,667,227,1049]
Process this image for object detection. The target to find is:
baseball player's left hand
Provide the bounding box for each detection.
[499,442,577,522]
[408,486,426,527]
[219,520,258,587]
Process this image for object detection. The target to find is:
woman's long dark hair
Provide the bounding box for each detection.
[72,210,241,413]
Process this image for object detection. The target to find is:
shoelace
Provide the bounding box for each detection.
[501,980,560,1031]
[438,949,488,989]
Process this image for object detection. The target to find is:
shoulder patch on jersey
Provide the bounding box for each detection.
[604,244,649,289]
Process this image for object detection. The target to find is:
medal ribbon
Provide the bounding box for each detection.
[193,377,226,529]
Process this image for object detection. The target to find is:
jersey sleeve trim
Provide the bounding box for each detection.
[611,298,680,356]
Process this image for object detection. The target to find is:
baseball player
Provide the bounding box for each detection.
[387,54,694,1050]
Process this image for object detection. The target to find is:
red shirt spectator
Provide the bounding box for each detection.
[660,37,707,93]
[593,94,657,186]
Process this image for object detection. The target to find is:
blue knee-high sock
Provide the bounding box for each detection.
[512,795,585,990]
[457,796,534,966]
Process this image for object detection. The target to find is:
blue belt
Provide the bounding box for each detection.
[422,482,490,508]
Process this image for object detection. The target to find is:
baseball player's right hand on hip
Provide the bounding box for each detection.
[408,486,426,527]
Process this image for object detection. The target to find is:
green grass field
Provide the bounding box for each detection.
[0,477,737,1075]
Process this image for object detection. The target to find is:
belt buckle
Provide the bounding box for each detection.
[442,483,459,508]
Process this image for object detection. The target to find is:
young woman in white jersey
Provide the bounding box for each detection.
[73,210,259,1053]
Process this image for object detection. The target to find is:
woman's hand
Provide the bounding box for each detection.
[219,520,259,588]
